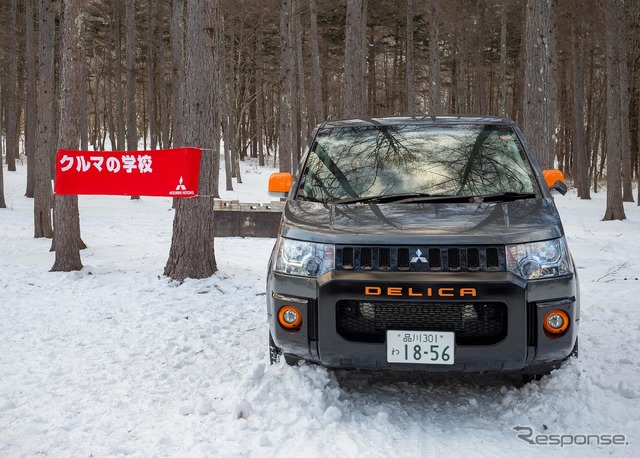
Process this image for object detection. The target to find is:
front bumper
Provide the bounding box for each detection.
[267,270,579,374]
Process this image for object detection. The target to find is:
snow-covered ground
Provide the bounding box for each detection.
[1,157,639,457]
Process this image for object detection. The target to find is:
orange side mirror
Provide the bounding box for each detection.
[543,169,565,188]
[268,172,294,197]
[543,169,567,195]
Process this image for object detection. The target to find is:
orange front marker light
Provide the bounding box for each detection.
[278,305,302,331]
[543,310,570,335]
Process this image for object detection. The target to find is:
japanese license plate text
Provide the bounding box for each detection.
[386,330,455,365]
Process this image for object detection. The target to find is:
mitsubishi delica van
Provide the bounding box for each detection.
[266,116,579,379]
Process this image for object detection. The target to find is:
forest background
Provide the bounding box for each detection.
[0,0,638,277]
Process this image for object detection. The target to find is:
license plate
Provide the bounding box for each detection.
[386,330,455,365]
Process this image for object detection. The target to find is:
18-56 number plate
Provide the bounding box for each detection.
[386,330,455,365]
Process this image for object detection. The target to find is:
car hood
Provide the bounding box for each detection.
[280,198,564,245]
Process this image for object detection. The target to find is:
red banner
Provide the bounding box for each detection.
[54,147,202,197]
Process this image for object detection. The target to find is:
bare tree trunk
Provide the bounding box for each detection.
[80,43,88,152]
[164,0,221,281]
[170,0,184,148]
[52,0,85,272]
[105,51,116,150]
[113,0,125,151]
[557,54,570,175]
[232,34,242,175]
[125,0,139,200]
[4,0,19,172]
[498,0,507,117]
[158,73,169,149]
[221,26,233,191]
[126,0,137,151]
[0,143,5,207]
[222,96,233,191]
[454,2,467,115]
[585,47,599,192]
[292,0,304,172]
[633,0,640,206]
[34,0,56,239]
[141,71,147,150]
[229,33,240,179]
[602,0,626,221]
[617,2,633,202]
[147,0,157,150]
[368,24,377,116]
[521,0,556,169]
[343,0,367,117]
[255,18,266,166]
[472,2,487,114]
[405,0,414,115]
[571,1,589,199]
[428,0,440,113]
[593,103,604,193]
[25,0,38,197]
[290,1,299,172]
[250,87,257,160]
[309,0,323,125]
[278,0,293,172]
[0,78,5,206]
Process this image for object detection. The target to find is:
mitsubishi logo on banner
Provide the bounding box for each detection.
[176,177,187,191]
[169,176,195,197]
[54,147,201,198]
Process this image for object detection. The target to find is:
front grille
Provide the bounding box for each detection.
[336,300,507,345]
[335,245,505,272]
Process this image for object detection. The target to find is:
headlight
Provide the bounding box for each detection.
[275,238,335,277]
[506,237,572,280]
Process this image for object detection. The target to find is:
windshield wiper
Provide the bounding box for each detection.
[333,193,435,205]
[333,191,537,205]
[473,192,537,203]
[334,193,474,205]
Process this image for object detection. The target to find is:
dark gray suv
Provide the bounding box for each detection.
[266,116,579,379]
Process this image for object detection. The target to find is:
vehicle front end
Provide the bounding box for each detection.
[267,116,579,377]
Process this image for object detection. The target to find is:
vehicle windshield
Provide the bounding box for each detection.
[296,124,539,203]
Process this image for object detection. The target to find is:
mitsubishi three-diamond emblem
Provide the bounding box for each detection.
[175,176,187,191]
[410,249,428,263]
[169,175,195,196]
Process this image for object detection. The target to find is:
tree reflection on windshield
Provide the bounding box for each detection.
[296,124,538,203]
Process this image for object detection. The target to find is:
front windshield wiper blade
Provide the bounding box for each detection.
[333,193,435,205]
[334,193,471,205]
[333,191,537,205]
[473,192,537,203]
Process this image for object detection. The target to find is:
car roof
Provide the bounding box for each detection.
[319,115,514,129]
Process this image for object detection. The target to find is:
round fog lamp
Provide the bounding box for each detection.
[543,310,569,334]
[278,305,302,330]
[282,309,298,324]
